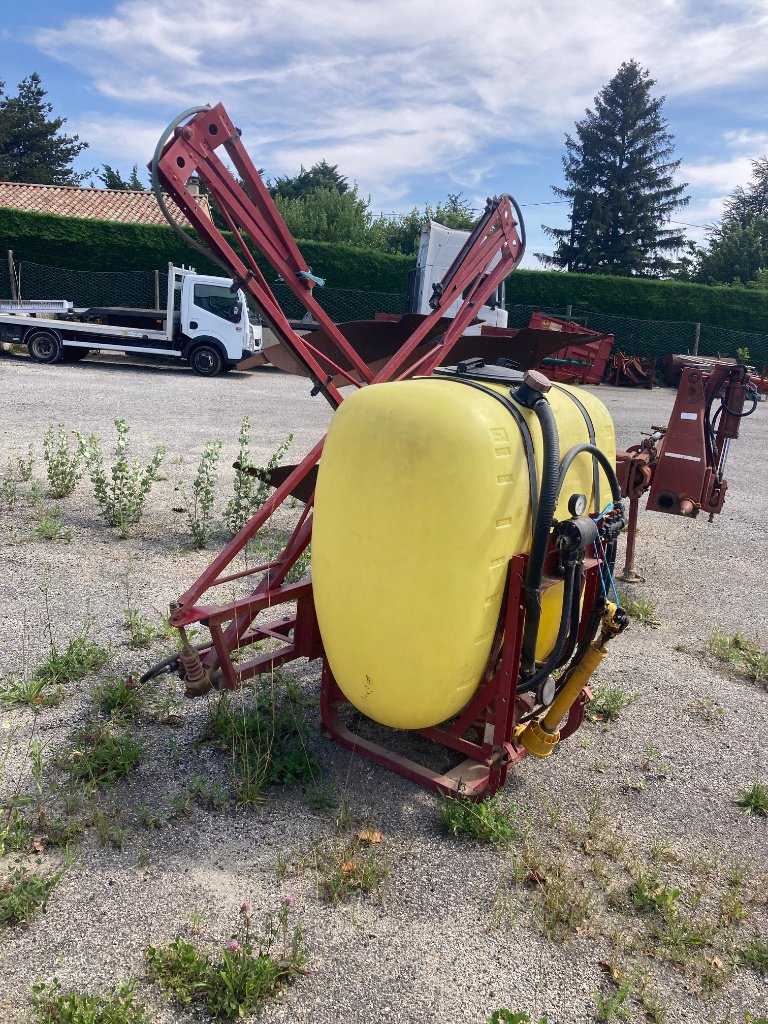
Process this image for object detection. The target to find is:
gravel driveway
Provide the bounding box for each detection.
[0,351,766,1024]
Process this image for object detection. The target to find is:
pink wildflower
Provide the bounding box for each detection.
[227,939,241,953]
[283,894,294,906]
[240,901,250,914]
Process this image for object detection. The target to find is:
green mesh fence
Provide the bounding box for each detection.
[3,261,406,323]
[507,303,768,368]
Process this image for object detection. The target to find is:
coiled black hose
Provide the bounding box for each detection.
[556,443,623,505]
[519,396,560,678]
[519,557,582,694]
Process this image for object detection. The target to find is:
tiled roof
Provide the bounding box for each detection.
[0,180,211,228]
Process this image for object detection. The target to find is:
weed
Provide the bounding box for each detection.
[727,857,749,889]
[709,631,768,687]
[1,466,18,508]
[739,937,768,976]
[641,743,673,779]
[43,424,86,499]
[734,781,768,816]
[618,592,660,626]
[306,782,337,813]
[686,695,725,724]
[185,776,229,812]
[84,420,165,535]
[487,1013,548,1024]
[137,803,166,830]
[33,505,72,542]
[627,870,680,916]
[30,978,148,1024]
[225,420,293,535]
[58,723,142,789]
[593,977,634,1021]
[36,620,109,687]
[535,860,592,941]
[122,608,159,650]
[91,807,126,849]
[314,829,388,903]
[586,686,639,724]
[284,544,311,584]
[183,440,222,548]
[0,673,62,708]
[0,869,61,928]
[204,688,320,805]
[147,900,306,1020]
[440,791,518,844]
[14,444,35,482]
[93,676,144,720]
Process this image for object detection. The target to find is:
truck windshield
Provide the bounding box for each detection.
[193,283,241,323]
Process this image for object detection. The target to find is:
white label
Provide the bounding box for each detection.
[664,452,702,462]
[680,412,698,420]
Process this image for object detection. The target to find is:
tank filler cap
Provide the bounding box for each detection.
[523,369,552,394]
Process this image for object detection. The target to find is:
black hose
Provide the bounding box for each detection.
[557,443,623,505]
[519,396,560,678]
[518,556,579,693]
[555,558,585,670]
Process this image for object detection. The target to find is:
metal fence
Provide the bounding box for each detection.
[3,260,767,368]
[507,304,768,368]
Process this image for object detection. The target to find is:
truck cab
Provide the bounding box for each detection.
[176,268,261,374]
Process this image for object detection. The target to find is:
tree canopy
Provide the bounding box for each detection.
[96,164,145,191]
[539,61,689,277]
[0,73,90,185]
[694,157,768,287]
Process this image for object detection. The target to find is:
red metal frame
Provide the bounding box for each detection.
[152,102,608,798]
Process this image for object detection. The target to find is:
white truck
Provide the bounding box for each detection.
[0,264,262,376]
[406,220,509,329]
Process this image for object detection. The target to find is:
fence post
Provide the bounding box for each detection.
[7,250,17,301]
[154,270,160,311]
[693,322,700,356]
[566,304,572,320]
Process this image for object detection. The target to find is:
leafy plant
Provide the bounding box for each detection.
[0,869,61,928]
[29,979,149,1024]
[313,829,388,903]
[0,673,62,708]
[594,977,634,1022]
[709,631,768,687]
[739,937,768,976]
[42,424,86,498]
[586,686,639,724]
[33,505,72,542]
[36,632,109,686]
[1,466,18,509]
[183,440,222,548]
[122,608,159,650]
[617,592,660,626]
[57,723,142,789]
[147,900,306,1020]
[440,791,518,844]
[93,676,144,721]
[733,781,768,816]
[487,1013,548,1024]
[15,444,35,482]
[84,420,165,535]
[627,870,680,916]
[224,420,293,535]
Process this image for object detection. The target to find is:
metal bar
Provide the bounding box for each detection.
[617,496,643,583]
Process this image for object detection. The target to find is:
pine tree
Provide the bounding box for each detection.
[539,61,689,277]
[0,73,90,185]
[696,157,768,285]
[269,160,349,200]
[97,164,145,190]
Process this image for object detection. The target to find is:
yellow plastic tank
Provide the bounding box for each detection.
[312,371,616,730]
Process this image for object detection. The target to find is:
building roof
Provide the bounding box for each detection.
[0,180,211,228]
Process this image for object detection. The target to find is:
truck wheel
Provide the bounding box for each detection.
[189,343,224,377]
[62,348,91,362]
[27,329,62,364]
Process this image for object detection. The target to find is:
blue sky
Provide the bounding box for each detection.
[2,0,768,269]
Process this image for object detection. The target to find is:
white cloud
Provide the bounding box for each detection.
[32,0,768,203]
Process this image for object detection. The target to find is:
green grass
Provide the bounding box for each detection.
[594,977,634,1022]
[30,979,148,1024]
[709,631,768,687]
[733,781,768,816]
[36,635,109,686]
[0,869,61,928]
[440,791,518,844]
[487,1013,548,1024]
[147,901,306,1020]
[0,673,62,708]
[57,723,142,789]
[315,830,388,903]
[122,608,159,650]
[92,676,144,721]
[739,937,768,976]
[617,592,660,627]
[586,686,639,724]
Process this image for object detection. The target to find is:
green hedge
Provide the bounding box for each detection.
[506,268,768,335]
[0,208,413,293]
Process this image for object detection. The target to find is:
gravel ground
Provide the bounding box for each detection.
[0,350,766,1024]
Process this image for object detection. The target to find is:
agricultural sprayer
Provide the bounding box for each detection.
[142,103,758,799]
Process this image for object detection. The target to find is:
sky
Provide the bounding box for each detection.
[2,0,768,269]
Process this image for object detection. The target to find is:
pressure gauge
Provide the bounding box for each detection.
[568,493,588,517]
